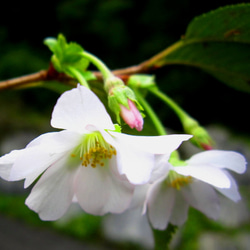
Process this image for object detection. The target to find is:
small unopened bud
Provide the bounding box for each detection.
[120,99,144,131]
[201,143,213,151]
[191,126,214,150]
[183,117,214,150]
[105,76,144,131]
[127,74,155,89]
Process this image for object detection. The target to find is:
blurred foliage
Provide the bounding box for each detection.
[0,192,145,249]
[0,188,249,250]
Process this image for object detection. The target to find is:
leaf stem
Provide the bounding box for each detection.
[135,90,166,135]
[139,40,184,68]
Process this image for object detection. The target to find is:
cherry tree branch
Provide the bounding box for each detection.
[0,41,178,90]
[0,64,154,91]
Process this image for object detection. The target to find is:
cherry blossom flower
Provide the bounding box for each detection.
[0,85,191,221]
[142,150,247,230]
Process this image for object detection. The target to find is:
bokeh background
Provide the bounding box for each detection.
[0,0,249,249]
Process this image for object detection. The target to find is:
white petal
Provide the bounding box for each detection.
[187,150,247,174]
[51,85,114,133]
[25,157,78,221]
[9,146,58,183]
[130,184,149,209]
[95,129,155,185]
[0,164,12,181]
[169,191,189,226]
[182,181,220,220]
[174,165,231,188]
[110,133,190,185]
[75,158,134,215]
[214,171,241,202]
[10,131,79,186]
[26,132,61,148]
[142,174,167,215]
[27,130,80,152]
[109,133,192,155]
[0,149,25,180]
[146,181,175,230]
[149,155,170,183]
[115,142,155,185]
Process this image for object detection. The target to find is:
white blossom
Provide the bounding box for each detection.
[0,85,191,221]
[142,150,247,230]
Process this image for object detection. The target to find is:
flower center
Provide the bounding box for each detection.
[166,170,192,190]
[71,132,116,168]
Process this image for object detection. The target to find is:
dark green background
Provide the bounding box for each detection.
[0,0,248,135]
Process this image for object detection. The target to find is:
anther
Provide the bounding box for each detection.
[71,132,117,169]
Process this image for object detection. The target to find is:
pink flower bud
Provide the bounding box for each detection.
[120,99,144,131]
[201,143,213,151]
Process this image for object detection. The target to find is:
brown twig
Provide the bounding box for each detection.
[0,40,179,90]
[0,64,151,91]
[0,63,77,90]
[0,70,48,90]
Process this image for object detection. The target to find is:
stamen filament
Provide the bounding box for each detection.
[71,132,116,168]
[166,170,192,190]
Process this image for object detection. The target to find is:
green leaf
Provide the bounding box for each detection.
[44,34,91,87]
[149,3,250,92]
[185,4,250,43]
[43,38,58,53]
[44,34,89,74]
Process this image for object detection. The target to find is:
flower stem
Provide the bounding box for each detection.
[135,90,166,135]
[149,87,188,123]
[81,51,113,80]
[149,87,214,149]
[66,66,90,88]
[152,224,178,250]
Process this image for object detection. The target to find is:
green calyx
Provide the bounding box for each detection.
[105,124,122,133]
[127,74,156,89]
[182,117,214,149]
[105,76,143,123]
[169,158,188,167]
[108,86,137,123]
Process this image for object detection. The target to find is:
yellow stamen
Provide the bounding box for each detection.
[71,132,116,168]
[166,170,192,190]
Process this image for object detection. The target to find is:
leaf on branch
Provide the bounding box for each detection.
[44,34,89,75]
[149,3,250,92]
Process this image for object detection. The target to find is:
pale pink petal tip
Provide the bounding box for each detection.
[120,99,144,131]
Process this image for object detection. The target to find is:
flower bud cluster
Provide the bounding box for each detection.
[105,76,144,131]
